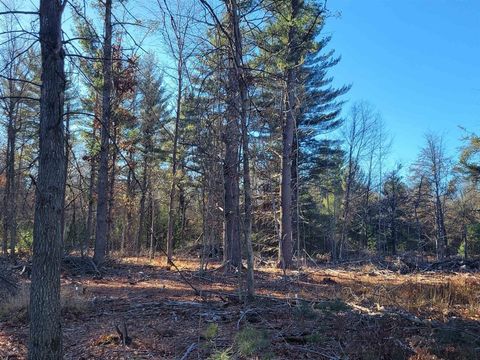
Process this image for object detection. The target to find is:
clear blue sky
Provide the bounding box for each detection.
[324,0,480,167]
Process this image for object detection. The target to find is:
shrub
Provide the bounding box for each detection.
[235,326,270,357]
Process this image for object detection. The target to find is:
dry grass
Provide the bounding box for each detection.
[1,256,479,359]
[0,284,90,323]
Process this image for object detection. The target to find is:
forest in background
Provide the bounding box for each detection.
[1,0,479,268]
[1,0,480,358]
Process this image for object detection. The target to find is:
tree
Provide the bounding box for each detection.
[413,133,451,258]
[136,55,169,255]
[29,0,66,358]
[339,102,378,259]
[94,0,113,265]
[158,0,197,265]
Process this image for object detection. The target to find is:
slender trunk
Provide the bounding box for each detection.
[3,119,13,256]
[340,147,354,260]
[61,106,70,248]
[106,124,117,254]
[85,114,98,256]
[149,195,155,260]
[94,0,113,266]
[126,154,135,255]
[166,58,182,265]
[138,159,148,254]
[86,154,96,255]
[29,0,66,357]
[3,82,17,257]
[292,126,301,259]
[229,0,254,297]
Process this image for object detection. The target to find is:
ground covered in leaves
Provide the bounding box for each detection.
[1,256,479,359]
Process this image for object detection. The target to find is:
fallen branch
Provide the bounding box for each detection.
[179,342,196,360]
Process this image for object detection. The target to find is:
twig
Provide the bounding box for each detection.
[179,342,196,360]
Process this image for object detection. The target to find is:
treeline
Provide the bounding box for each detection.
[1,0,480,270]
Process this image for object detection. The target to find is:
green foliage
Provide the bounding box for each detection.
[459,134,480,183]
[208,348,232,360]
[17,227,33,252]
[203,323,219,340]
[235,326,270,357]
[458,223,480,256]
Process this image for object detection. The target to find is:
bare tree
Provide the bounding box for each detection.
[29,0,66,358]
[338,102,378,259]
[414,133,451,258]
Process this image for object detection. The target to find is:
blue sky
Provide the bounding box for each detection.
[324,0,480,167]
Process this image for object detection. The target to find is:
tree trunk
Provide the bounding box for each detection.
[94,0,113,266]
[85,150,96,256]
[228,0,255,297]
[149,195,155,259]
[28,0,66,358]
[3,78,17,258]
[222,16,242,269]
[137,159,148,255]
[166,57,182,265]
[106,124,117,254]
[279,0,300,270]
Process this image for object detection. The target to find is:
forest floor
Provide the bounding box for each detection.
[1,255,480,359]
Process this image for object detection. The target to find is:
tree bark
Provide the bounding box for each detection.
[166,57,182,265]
[138,159,148,254]
[85,149,96,256]
[106,123,117,254]
[94,0,113,266]
[3,78,17,258]
[228,0,255,297]
[28,0,66,358]
[279,0,300,270]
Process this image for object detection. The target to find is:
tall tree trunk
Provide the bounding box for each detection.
[149,195,155,259]
[126,155,135,255]
[291,127,300,259]
[279,0,300,270]
[60,106,70,248]
[228,0,255,296]
[3,116,13,256]
[222,7,242,268]
[3,78,17,258]
[138,159,148,255]
[166,57,182,265]
[29,0,66,357]
[106,124,117,254]
[94,0,113,266]
[85,152,96,256]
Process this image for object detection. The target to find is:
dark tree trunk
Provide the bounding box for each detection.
[279,0,300,270]
[94,0,113,265]
[223,117,241,268]
[85,151,96,255]
[227,0,255,296]
[166,59,182,265]
[222,0,242,269]
[106,124,117,254]
[291,128,300,259]
[3,78,17,258]
[137,159,148,254]
[28,0,66,358]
